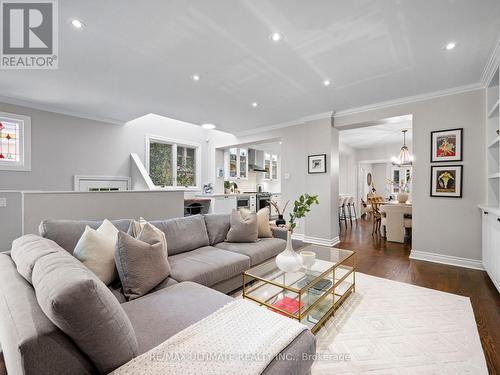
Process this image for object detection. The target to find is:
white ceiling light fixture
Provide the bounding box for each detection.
[445,42,456,50]
[270,32,283,42]
[201,123,216,130]
[323,79,331,86]
[392,129,413,166]
[252,102,258,108]
[192,74,200,81]
[71,19,86,29]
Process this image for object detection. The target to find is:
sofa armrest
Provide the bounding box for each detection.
[0,346,6,375]
[271,226,288,241]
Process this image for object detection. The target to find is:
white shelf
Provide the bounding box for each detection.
[488,136,500,149]
[488,173,500,179]
[488,100,499,118]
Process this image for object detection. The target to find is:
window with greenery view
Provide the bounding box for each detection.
[148,137,199,188]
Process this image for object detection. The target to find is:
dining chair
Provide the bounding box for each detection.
[368,197,382,235]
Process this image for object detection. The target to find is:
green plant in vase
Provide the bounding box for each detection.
[276,194,319,272]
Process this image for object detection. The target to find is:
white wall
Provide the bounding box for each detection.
[372,163,392,197]
[210,117,339,244]
[0,103,211,191]
[334,89,486,262]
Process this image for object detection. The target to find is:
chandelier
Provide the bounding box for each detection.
[392,129,413,166]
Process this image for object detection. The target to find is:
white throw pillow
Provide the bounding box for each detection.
[73,219,119,285]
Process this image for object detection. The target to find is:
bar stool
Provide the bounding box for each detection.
[347,196,357,224]
[338,196,348,229]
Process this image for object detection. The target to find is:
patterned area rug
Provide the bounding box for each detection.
[312,273,488,374]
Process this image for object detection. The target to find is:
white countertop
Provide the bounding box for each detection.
[196,192,281,198]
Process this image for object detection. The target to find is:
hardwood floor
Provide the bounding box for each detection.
[336,217,500,374]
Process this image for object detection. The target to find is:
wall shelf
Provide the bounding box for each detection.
[488,136,500,149]
[488,100,499,119]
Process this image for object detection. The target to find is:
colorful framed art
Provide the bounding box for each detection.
[430,128,463,162]
[430,165,463,198]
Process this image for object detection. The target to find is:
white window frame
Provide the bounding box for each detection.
[145,134,201,190]
[0,111,31,171]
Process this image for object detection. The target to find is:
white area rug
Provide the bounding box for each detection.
[312,273,488,374]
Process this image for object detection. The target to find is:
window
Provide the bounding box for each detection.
[0,112,31,171]
[146,135,200,189]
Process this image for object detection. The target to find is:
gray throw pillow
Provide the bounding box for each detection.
[115,225,171,300]
[32,251,138,374]
[10,234,64,284]
[226,209,258,243]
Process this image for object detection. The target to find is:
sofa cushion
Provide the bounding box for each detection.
[168,246,250,287]
[39,219,132,253]
[215,238,286,266]
[150,215,210,255]
[32,251,138,374]
[203,213,230,245]
[115,228,170,301]
[10,234,64,284]
[122,281,233,354]
[73,220,119,285]
[226,209,258,243]
[0,253,95,375]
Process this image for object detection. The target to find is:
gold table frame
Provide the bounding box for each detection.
[242,246,356,334]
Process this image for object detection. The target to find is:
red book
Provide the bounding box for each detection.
[270,297,302,316]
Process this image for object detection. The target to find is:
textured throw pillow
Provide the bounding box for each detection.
[115,224,171,300]
[226,209,258,243]
[73,219,118,285]
[127,217,149,238]
[256,207,273,238]
[32,251,138,374]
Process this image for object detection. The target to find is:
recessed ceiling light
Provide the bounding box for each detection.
[201,123,216,130]
[323,79,331,86]
[192,74,200,81]
[71,19,85,29]
[445,42,456,50]
[252,102,258,108]
[270,32,283,42]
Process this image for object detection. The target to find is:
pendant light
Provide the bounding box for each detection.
[392,129,413,166]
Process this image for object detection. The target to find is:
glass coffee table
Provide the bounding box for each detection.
[242,245,356,334]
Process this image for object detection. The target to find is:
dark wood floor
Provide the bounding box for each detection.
[336,217,500,374]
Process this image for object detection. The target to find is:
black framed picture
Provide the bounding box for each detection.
[430,128,463,162]
[308,154,327,174]
[430,165,463,198]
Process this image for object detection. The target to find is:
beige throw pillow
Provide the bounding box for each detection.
[115,224,171,300]
[226,209,258,243]
[73,219,118,285]
[256,207,273,238]
[127,218,168,252]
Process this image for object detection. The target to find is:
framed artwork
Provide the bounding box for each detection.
[430,165,463,198]
[308,154,327,174]
[430,128,463,162]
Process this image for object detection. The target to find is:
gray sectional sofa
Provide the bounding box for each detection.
[0,214,316,375]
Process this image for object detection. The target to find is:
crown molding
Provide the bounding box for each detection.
[0,95,125,125]
[334,83,483,119]
[235,111,333,137]
[481,37,500,87]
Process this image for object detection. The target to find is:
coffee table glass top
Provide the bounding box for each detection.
[244,244,354,292]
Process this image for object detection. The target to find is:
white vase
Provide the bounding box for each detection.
[276,231,303,273]
[397,193,409,204]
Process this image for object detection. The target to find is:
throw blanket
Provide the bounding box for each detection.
[111,299,307,375]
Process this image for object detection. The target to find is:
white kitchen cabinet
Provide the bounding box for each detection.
[482,209,500,292]
[210,195,237,214]
[270,193,281,217]
[264,153,279,181]
[225,148,248,180]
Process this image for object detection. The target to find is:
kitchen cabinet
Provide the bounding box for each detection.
[482,209,500,292]
[225,148,248,180]
[210,195,237,214]
[264,153,279,181]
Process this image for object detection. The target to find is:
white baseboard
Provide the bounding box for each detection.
[409,250,484,271]
[292,233,340,247]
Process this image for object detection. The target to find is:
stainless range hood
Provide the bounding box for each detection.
[248,149,266,172]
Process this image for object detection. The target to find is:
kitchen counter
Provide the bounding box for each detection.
[196,193,252,197]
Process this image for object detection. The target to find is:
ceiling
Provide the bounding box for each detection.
[1,0,499,133]
[339,116,412,149]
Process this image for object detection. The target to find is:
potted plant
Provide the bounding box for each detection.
[276,194,319,272]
